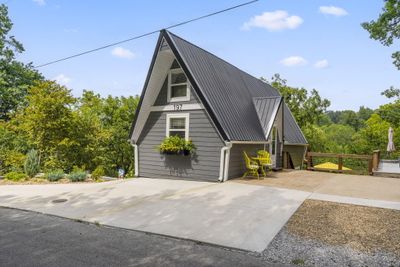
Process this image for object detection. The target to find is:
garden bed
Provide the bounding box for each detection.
[0,177,107,185]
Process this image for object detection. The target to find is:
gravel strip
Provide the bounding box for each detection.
[287,200,400,255]
[263,227,400,266]
[263,199,400,266]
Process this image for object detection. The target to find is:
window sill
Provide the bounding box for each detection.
[169,97,191,103]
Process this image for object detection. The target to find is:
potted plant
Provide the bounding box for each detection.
[157,136,196,156]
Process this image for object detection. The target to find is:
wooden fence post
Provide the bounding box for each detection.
[338,155,343,171]
[307,152,312,170]
[372,150,380,171]
[368,159,373,175]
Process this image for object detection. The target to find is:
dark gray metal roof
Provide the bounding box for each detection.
[253,96,282,139]
[134,30,307,144]
[283,104,307,144]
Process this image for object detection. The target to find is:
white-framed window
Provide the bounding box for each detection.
[167,68,190,102]
[166,113,189,141]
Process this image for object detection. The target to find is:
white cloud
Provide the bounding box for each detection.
[111,47,135,59]
[54,74,71,85]
[314,59,329,69]
[280,56,307,67]
[33,0,45,6]
[242,10,303,31]
[319,6,348,16]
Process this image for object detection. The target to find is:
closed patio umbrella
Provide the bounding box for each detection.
[387,127,395,156]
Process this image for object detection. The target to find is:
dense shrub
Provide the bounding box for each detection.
[4,171,27,181]
[24,149,40,177]
[91,166,105,180]
[68,169,87,182]
[45,169,65,182]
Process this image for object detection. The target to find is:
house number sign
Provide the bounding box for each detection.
[174,104,183,111]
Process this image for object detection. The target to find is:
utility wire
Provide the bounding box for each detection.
[34,0,258,68]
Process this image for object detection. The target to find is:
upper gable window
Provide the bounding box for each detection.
[167,68,190,102]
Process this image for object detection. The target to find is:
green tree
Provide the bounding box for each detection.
[262,74,331,128]
[323,124,356,153]
[17,81,76,170]
[337,110,362,130]
[352,114,394,154]
[362,0,400,70]
[302,124,328,152]
[0,121,29,174]
[376,99,400,126]
[71,91,139,175]
[98,95,139,176]
[357,106,374,121]
[0,4,42,120]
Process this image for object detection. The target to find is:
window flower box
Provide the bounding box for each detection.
[157,136,196,156]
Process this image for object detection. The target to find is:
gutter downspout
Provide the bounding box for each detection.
[218,142,232,182]
[223,142,232,182]
[129,140,139,177]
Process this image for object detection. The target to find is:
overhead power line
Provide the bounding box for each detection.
[34,0,259,68]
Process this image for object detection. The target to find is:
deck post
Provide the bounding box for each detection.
[338,155,343,171]
[372,150,380,171]
[368,158,373,175]
[307,152,312,170]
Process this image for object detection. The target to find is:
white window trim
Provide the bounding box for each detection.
[166,113,190,141]
[167,68,190,103]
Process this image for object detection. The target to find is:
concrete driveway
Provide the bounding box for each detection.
[236,170,400,202]
[0,178,309,252]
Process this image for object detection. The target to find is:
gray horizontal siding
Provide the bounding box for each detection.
[228,144,265,179]
[283,145,306,169]
[138,110,224,181]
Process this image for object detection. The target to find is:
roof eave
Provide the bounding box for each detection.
[129,31,165,140]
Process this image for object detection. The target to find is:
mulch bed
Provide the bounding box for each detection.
[286,199,400,256]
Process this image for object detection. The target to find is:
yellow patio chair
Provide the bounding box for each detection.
[257,150,272,176]
[242,151,260,179]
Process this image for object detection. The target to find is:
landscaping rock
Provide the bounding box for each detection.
[263,228,400,267]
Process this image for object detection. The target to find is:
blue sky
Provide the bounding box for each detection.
[7,0,400,110]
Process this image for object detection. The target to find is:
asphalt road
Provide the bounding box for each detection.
[0,207,279,267]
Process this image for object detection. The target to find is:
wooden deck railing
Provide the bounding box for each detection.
[306,151,380,175]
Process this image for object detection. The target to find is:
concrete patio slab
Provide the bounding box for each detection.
[235,170,400,202]
[0,178,309,252]
[309,193,400,211]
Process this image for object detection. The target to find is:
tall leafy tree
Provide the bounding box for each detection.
[99,95,139,175]
[262,74,330,128]
[17,81,76,170]
[362,0,400,70]
[0,4,42,120]
[352,114,394,154]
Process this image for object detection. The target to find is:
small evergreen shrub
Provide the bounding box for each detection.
[24,149,40,177]
[68,169,87,182]
[45,169,65,182]
[5,171,27,181]
[91,166,105,180]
